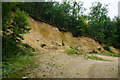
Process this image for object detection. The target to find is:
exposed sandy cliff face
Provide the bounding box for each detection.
[22,17,119,53]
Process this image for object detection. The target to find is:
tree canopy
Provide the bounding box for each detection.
[2,2,31,57]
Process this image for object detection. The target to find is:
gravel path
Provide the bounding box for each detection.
[27,50,118,78]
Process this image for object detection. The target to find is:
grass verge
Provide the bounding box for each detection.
[98,53,119,57]
[88,55,105,61]
[2,49,37,78]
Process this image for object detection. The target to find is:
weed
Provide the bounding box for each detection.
[89,52,119,57]
[62,39,65,46]
[64,49,78,55]
[60,72,63,74]
[99,53,119,57]
[92,50,98,54]
[41,44,46,48]
[22,43,31,49]
[2,49,36,78]
[22,43,35,52]
[97,48,101,51]
[70,45,73,49]
[103,44,113,53]
[88,55,104,60]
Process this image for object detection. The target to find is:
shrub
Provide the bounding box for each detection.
[97,48,101,51]
[22,43,35,52]
[92,50,98,54]
[41,44,46,48]
[70,45,73,49]
[103,44,112,52]
[88,55,104,60]
[22,49,35,56]
[64,49,78,55]
[62,39,65,46]
[22,43,31,48]
[2,49,35,78]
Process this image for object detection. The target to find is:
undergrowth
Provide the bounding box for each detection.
[87,55,104,61]
[98,53,119,57]
[64,49,78,55]
[89,52,119,57]
[64,47,118,61]
[87,55,112,61]
[41,43,46,48]
[2,49,35,78]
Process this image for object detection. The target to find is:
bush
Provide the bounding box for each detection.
[64,49,78,55]
[92,50,98,54]
[22,43,31,48]
[22,43,35,52]
[70,45,73,49]
[2,49,35,78]
[17,49,35,56]
[41,44,46,48]
[97,48,101,51]
[103,44,112,52]
[62,39,65,46]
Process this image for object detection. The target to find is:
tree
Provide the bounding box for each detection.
[112,17,120,48]
[87,2,109,42]
[19,2,87,36]
[2,2,31,56]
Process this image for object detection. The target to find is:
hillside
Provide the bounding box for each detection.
[2,2,120,78]
[22,17,119,53]
[20,17,118,78]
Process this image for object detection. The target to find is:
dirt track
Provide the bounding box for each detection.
[27,50,118,78]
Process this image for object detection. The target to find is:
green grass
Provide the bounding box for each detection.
[88,55,105,61]
[2,49,36,78]
[64,49,78,55]
[98,53,119,57]
[64,48,119,61]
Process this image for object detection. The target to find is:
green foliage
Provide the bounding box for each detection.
[88,55,104,60]
[97,48,101,51]
[19,2,87,36]
[22,43,31,48]
[2,3,35,78]
[85,2,119,48]
[2,2,17,17]
[2,2,31,57]
[22,43,35,52]
[17,49,35,56]
[64,49,78,55]
[89,52,119,57]
[93,50,98,54]
[70,45,73,49]
[112,17,120,48]
[2,49,35,78]
[87,2,108,41]
[99,53,119,57]
[103,44,112,52]
[18,2,120,48]
[62,39,65,46]
[41,44,46,48]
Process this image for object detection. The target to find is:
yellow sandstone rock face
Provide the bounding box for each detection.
[22,17,119,53]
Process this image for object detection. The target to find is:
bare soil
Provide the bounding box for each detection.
[27,50,118,78]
